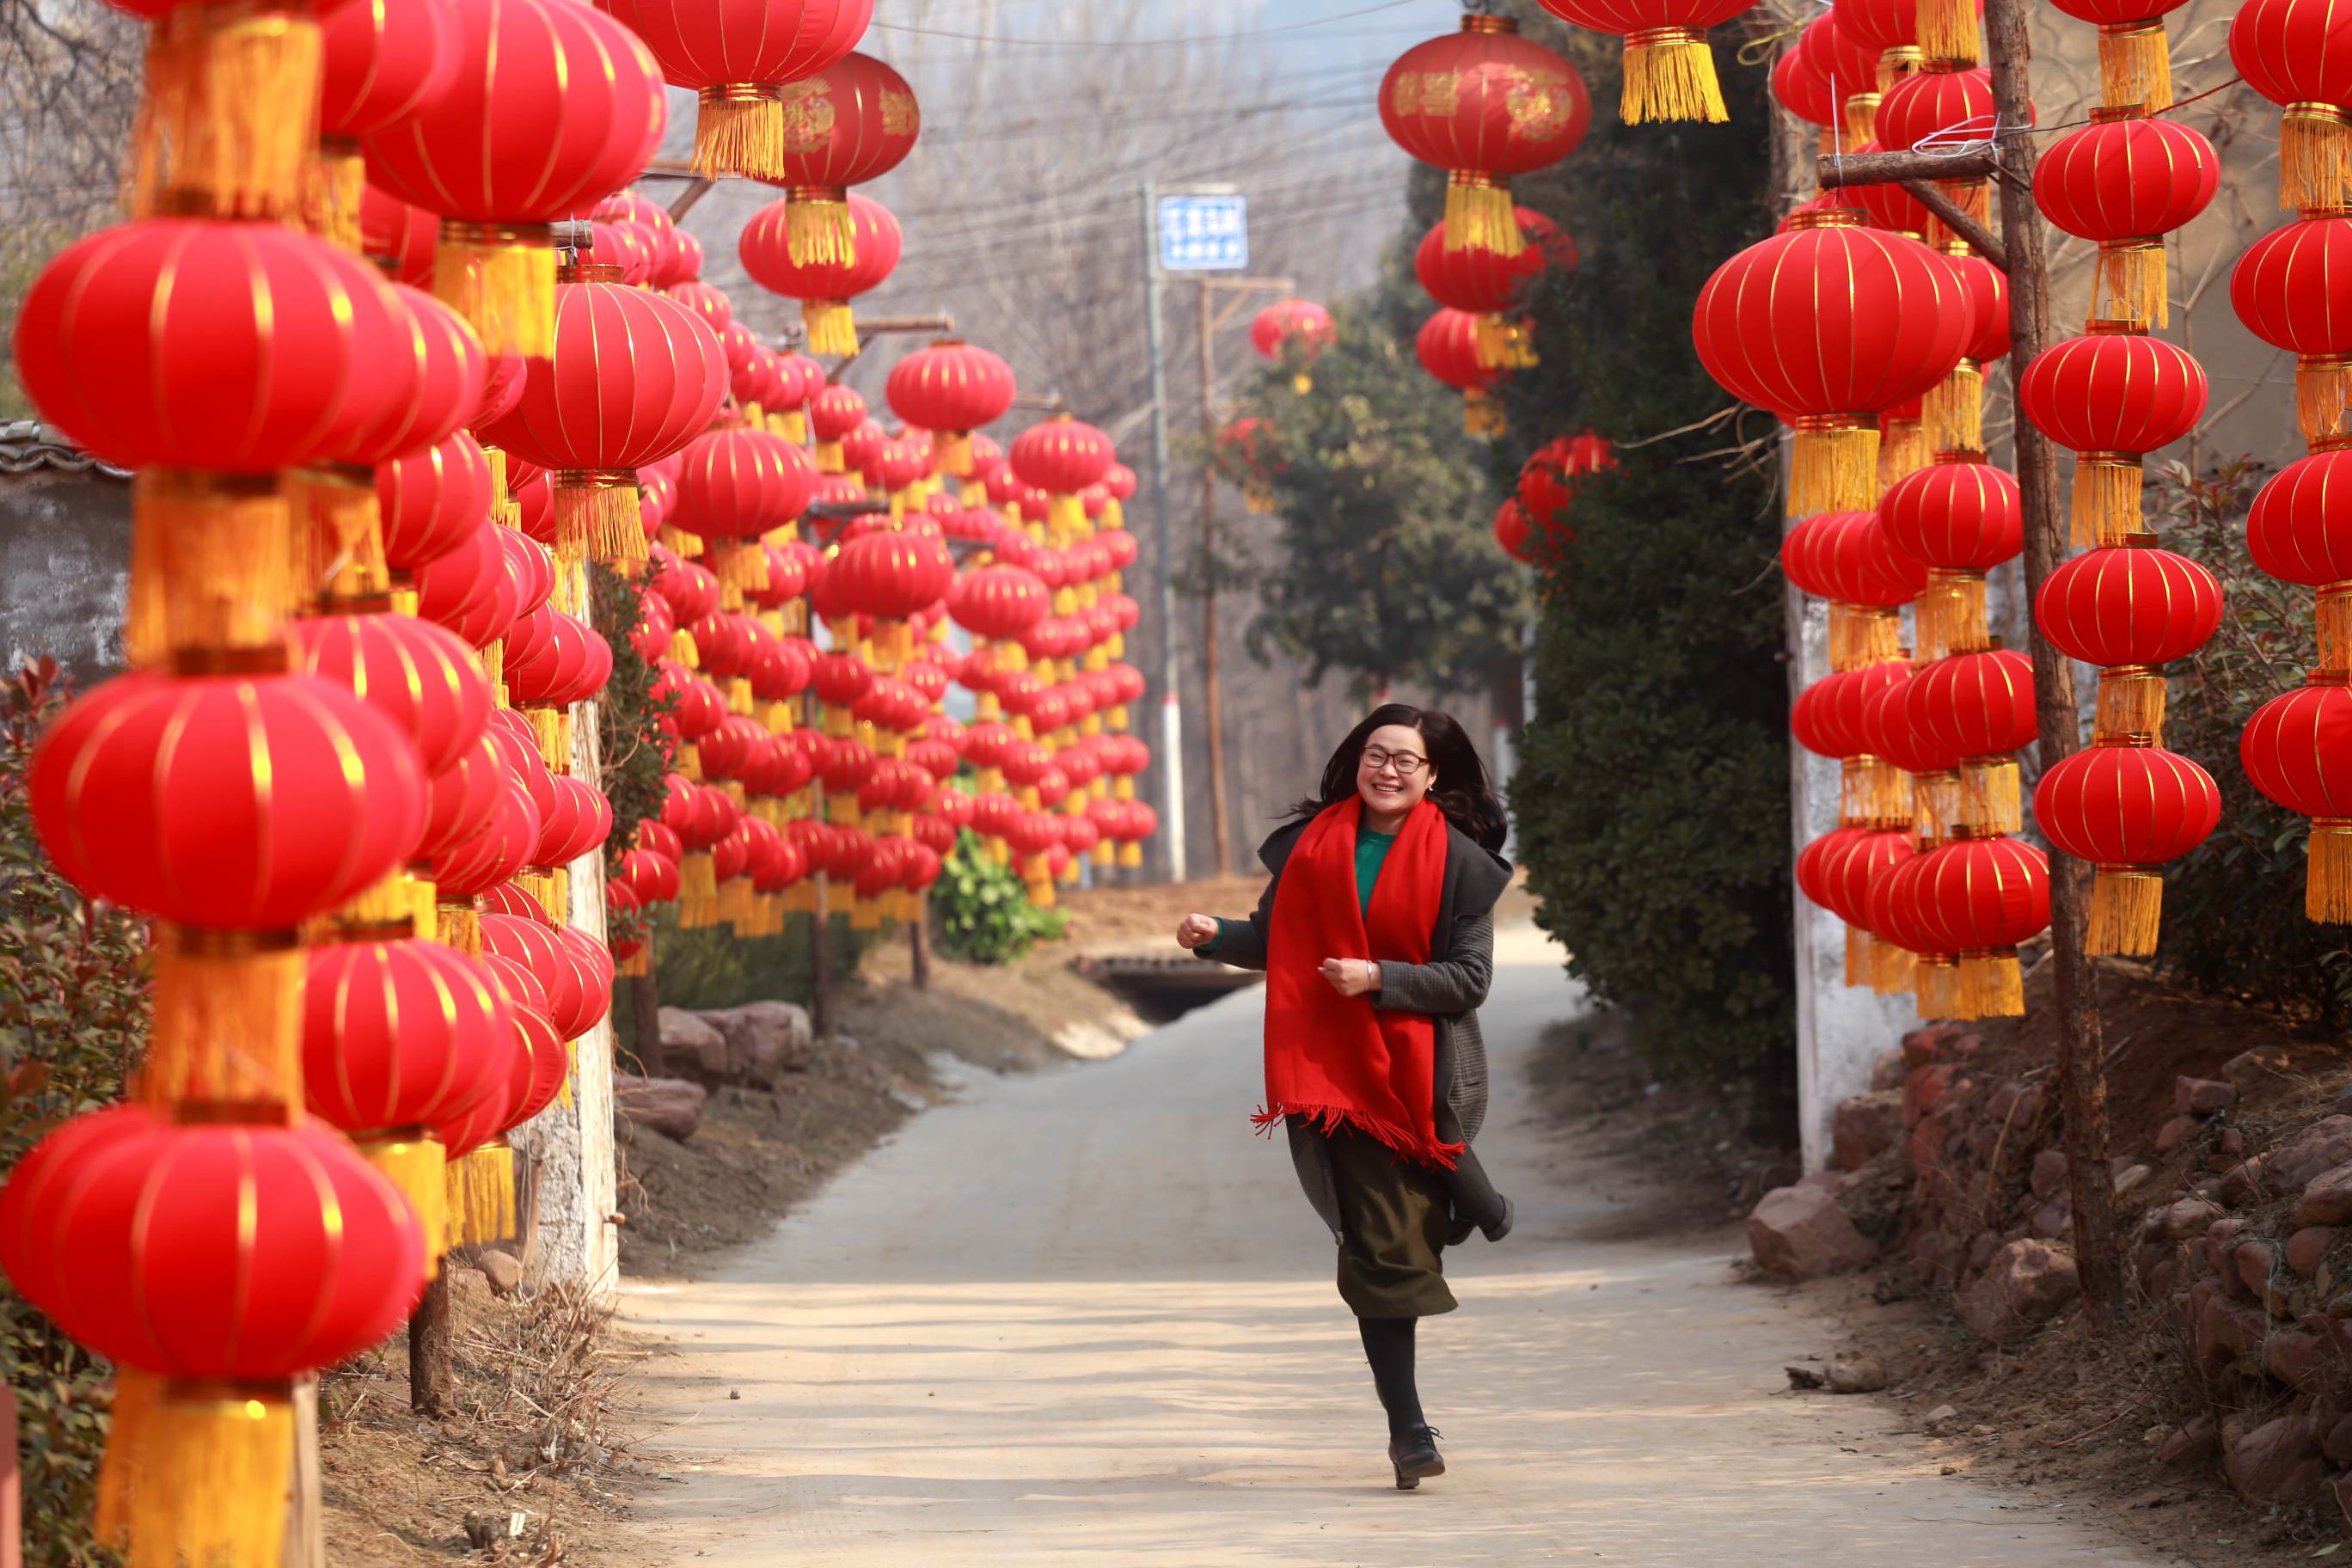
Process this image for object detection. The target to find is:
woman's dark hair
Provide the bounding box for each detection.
[1287,703,1510,854]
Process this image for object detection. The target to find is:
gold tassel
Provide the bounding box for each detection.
[719,875,756,930]
[436,902,481,959]
[2321,586,2352,672]
[939,432,975,478]
[554,475,646,573]
[1957,949,2024,1017]
[290,465,386,604]
[678,851,721,928]
[1463,391,1508,439]
[559,1040,575,1109]
[318,867,433,943]
[1442,173,1524,256]
[2087,867,2165,956]
[2282,104,2352,213]
[512,869,558,918]
[804,298,859,357]
[126,471,294,669]
[2097,21,2171,113]
[2309,819,2352,922]
[2093,239,2166,328]
[1119,841,1142,869]
[360,1134,447,1273]
[97,1375,293,1568]
[1922,360,1984,454]
[1620,28,1728,125]
[695,84,787,179]
[445,1142,517,1246]
[1877,416,1929,491]
[715,542,770,593]
[303,138,365,254]
[1788,418,1880,518]
[2070,453,2144,548]
[521,705,567,773]
[669,627,701,667]
[1844,92,1881,146]
[2093,667,2166,743]
[2298,356,2352,445]
[1828,604,1904,673]
[786,191,857,267]
[1917,0,1981,68]
[1914,769,1961,846]
[1959,757,2023,835]
[782,410,809,444]
[1871,931,1917,995]
[141,933,303,1111]
[1844,922,1874,988]
[783,880,818,913]
[435,223,556,359]
[1914,952,1963,1019]
[132,5,322,221]
[659,525,704,560]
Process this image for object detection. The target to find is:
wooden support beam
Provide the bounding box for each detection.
[1898,181,2007,270]
[1984,0,2126,1326]
[1815,146,1999,188]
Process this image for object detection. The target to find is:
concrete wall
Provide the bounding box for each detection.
[0,469,130,680]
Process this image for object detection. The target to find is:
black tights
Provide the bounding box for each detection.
[1358,1316,1424,1437]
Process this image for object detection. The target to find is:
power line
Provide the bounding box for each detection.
[871,0,1425,49]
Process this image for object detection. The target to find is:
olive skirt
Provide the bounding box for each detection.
[1326,1124,1457,1319]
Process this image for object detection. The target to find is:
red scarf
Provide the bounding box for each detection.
[1252,797,1461,1169]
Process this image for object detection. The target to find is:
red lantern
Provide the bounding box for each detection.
[32,671,425,929]
[314,0,459,248]
[1417,308,1511,438]
[2033,542,2222,716]
[477,273,729,571]
[2244,678,2352,920]
[2229,0,2352,211]
[666,427,818,592]
[1822,827,1916,987]
[1249,299,1338,392]
[1380,17,1590,255]
[362,183,439,285]
[589,0,868,180]
[2034,744,2220,953]
[2037,111,2217,329]
[740,191,901,357]
[2016,324,2206,548]
[303,938,511,1246]
[292,611,492,776]
[362,0,666,357]
[378,432,493,575]
[1801,13,1886,143]
[433,777,544,901]
[1913,836,2050,1017]
[1416,208,1576,320]
[748,51,917,267]
[1773,32,1840,144]
[1494,499,1534,564]
[1905,646,2037,833]
[1692,211,1970,516]
[2250,447,2352,670]
[2232,215,2352,444]
[1877,450,2022,661]
[886,340,1017,477]
[1779,510,1928,670]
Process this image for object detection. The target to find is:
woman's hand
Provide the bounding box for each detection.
[1319,958,1381,997]
[1176,913,1218,950]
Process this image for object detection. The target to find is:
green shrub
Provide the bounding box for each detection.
[1,658,144,1568]
[933,831,1066,965]
[2148,462,2352,1026]
[588,560,676,864]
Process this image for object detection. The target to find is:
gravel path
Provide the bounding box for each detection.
[616,923,2178,1565]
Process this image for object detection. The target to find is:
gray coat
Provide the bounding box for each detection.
[1197,816,1513,1241]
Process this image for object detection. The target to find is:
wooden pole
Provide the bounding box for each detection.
[2,1387,19,1568]
[909,891,932,990]
[631,956,664,1078]
[280,1377,322,1568]
[1197,277,1233,875]
[408,1269,454,1416]
[1984,0,2126,1325]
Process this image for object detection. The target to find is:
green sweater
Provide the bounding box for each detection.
[1204,822,1393,953]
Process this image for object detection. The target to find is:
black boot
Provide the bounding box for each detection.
[1442,1147,1510,1245]
[1388,1425,1445,1490]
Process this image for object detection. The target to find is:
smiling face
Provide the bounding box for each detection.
[1357,722,1436,822]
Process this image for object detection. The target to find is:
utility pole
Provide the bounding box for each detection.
[1141,181,1189,882]
[1197,275,1231,874]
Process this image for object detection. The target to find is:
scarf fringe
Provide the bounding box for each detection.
[1251,1101,1465,1172]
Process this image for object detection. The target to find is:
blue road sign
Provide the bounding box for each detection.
[1157,194,1248,273]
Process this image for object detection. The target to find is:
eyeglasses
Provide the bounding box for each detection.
[1360,745,1428,777]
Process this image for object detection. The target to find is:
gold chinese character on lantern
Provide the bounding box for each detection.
[1505,73,1569,139]
[776,78,836,151]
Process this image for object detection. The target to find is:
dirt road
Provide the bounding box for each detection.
[619,924,2180,1565]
